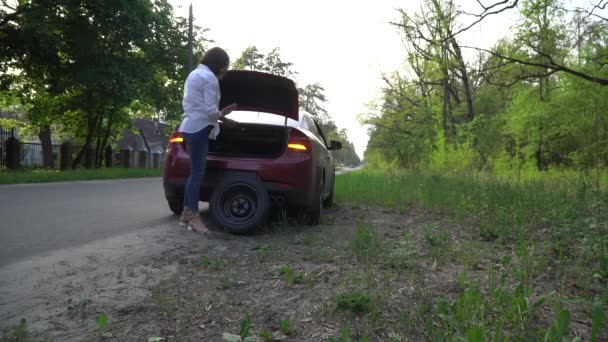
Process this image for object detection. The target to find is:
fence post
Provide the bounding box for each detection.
[120,149,131,168]
[104,145,113,168]
[85,147,95,169]
[60,141,73,170]
[5,137,20,170]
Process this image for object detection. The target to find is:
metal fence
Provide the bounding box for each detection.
[0,128,17,170]
[1,134,164,170]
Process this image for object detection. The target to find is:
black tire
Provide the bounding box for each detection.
[209,176,270,233]
[323,185,334,208]
[168,198,183,215]
[309,179,324,225]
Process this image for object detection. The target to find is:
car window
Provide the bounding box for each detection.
[298,116,309,130]
[226,111,299,127]
[306,116,320,138]
[310,118,328,147]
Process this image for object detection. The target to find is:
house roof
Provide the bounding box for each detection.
[116,118,169,151]
[0,111,22,120]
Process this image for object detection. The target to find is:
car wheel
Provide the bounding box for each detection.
[209,176,270,233]
[308,179,324,225]
[168,198,183,215]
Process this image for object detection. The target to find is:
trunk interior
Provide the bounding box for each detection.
[208,123,288,158]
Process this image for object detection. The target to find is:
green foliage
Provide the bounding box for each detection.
[365,0,608,176]
[0,118,22,130]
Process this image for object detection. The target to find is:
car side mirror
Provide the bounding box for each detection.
[328,140,342,151]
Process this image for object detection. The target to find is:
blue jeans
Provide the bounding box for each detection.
[183,125,213,211]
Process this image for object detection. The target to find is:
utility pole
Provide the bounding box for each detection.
[187,3,193,75]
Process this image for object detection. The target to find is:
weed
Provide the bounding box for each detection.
[303,247,334,263]
[382,233,418,271]
[335,291,374,314]
[270,207,295,233]
[280,266,312,288]
[424,224,453,262]
[211,258,222,270]
[259,328,273,341]
[66,297,92,320]
[218,275,239,290]
[1,319,28,342]
[294,232,319,246]
[328,325,352,342]
[240,314,251,339]
[96,313,112,338]
[198,256,210,265]
[350,223,382,262]
[151,281,177,315]
[279,318,295,335]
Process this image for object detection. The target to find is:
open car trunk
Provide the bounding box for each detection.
[206,70,298,158]
[208,123,288,158]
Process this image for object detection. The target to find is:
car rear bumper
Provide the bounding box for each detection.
[163,171,312,209]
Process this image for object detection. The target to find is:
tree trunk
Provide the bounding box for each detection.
[449,37,475,121]
[98,113,114,168]
[38,124,54,169]
[442,77,450,141]
[73,113,100,168]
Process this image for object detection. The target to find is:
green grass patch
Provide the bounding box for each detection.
[335,170,607,242]
[1,319,29,342]
[280,265,313,288]
[0,168,161,185]
[335,169,608,340]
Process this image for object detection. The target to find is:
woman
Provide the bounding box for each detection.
[179,47,237,234]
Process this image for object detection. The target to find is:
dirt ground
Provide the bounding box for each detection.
[1,202,595,341]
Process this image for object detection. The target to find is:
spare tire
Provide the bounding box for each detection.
[209,176,270,233]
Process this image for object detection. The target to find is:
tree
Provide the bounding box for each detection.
[1,0,206,168]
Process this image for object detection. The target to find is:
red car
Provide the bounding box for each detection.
[163,70,342,233]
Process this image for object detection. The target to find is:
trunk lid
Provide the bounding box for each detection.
[219,71,299,121]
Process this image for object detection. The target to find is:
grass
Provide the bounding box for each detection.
[335,291,375,314]
[151,281,177,316]
[334,169,608,340]
[280,265,313,288]
[1,319,28,342]
[0,168,161,185]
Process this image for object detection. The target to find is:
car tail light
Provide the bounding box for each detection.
[167,131,185,153]
[287,129,311,152]
[169,131,184,143]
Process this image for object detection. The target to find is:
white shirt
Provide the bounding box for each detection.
[178,64,221,139]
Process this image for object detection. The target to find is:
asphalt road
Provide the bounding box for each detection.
[0,177,185,267]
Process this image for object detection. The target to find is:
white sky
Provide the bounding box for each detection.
[168,0,589,158]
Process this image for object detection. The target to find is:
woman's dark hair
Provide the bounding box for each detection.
[199,47,230,76]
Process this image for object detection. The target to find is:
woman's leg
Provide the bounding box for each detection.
[183,125,213,230]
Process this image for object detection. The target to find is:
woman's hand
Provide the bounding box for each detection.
[221,117,238,128]
[220,103,238,117]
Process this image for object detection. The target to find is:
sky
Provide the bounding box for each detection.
[166,0,584,158]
